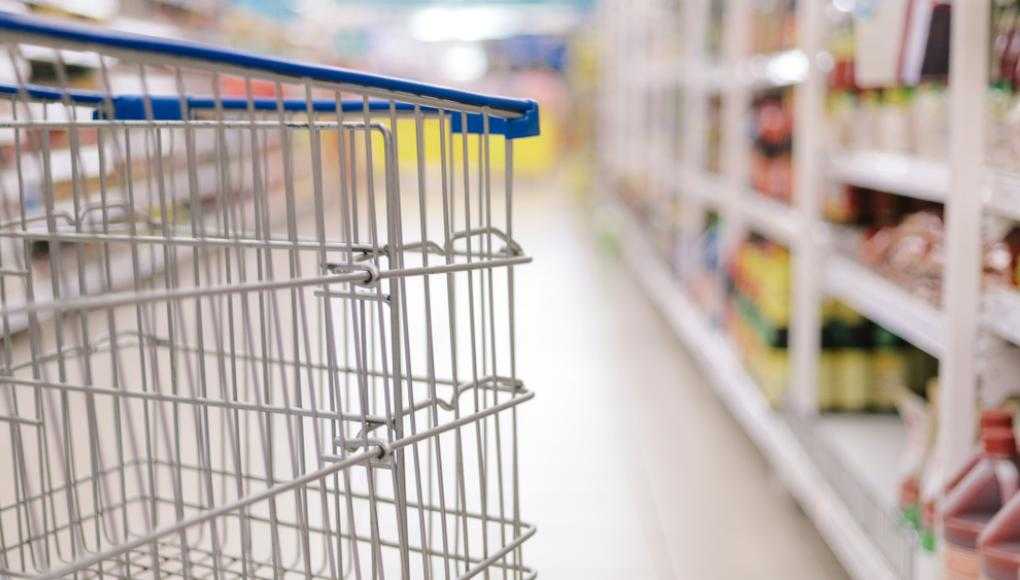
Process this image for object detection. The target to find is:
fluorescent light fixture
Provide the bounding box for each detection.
[410,6,521,42]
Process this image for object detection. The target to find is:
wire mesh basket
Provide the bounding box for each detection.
[0,12,538,579]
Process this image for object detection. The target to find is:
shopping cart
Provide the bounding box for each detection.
[0,11,538,580]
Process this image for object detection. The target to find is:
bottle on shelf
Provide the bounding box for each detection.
[941,427,1020,579]
[929,410,1016,520]
[917,408,1014,552]
[979,487,1020,580]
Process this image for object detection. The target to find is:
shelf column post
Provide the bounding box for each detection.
[681,0,710,227]
[788,0,827,416]
[720,0,751,255]
[937,0,989,483]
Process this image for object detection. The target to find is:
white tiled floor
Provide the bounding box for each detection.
[513,186,848,579]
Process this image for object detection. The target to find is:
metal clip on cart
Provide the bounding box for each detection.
[0,11,538,579]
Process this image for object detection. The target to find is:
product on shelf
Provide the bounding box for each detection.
[819,300,868,411]
[942,427,1020,579]
[913,83,950,160]
[907,407,1014,553]
[827,186,1020,303]
[750,90,794,203]
[825,2,951,160]
[988,0,1020,173]
[819,301,937,413]
[850,0,908,88]
[826,188,945,300]
[706,94,722,175]
[897,380,940,550]
[614,173,659,224]
[826,84,948,159]
[979,478,1020,580]
[750,0,796,55]
[860,209,944,303]
[707,0,726,59]
[727,233,939,409]
[727,235,791,404]
[682,211,725,323]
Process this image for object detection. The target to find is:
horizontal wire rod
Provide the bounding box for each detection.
[0,255,531,318]
[24,389,534,580]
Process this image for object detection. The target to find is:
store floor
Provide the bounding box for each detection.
[514,184,848,579]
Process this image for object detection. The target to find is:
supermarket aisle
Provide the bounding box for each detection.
[514,185,848,579]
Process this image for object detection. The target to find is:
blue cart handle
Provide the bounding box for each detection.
[0,11,540,138]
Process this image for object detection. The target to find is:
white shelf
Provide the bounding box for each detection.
[681,169,726,207]
[815,414,906,511]
[740,190,801,245]
[607,201,900,580]
[988,171,1020,221]
[685,62,735,92]
[828,151,949,203]
[677,176,802,245]
[683,51,807,92]
[825,255,945,359]
[983,288,1020,346]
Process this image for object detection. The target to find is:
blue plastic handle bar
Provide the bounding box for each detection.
[0,82,532,138]
[0,11,540,139]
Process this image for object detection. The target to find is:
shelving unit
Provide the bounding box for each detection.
[598,1,1005,578]
[814,414,906,512]
[825,255,945,358]
[983,288,1020,347]
[828,150,949,203]
[988,171,1020,221]
[738,187,801,245]
[604,198,904,580]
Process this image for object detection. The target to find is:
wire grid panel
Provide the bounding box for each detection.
[0,13,537,580]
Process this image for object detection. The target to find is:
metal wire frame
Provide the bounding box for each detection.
[0,14,535,580]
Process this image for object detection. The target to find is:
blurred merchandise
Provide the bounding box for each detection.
[942,427,1020,579]
[980,471,1020,579]
[708,0,726,59]
[706,94,723,175]
[725,234,937,410]
[912,407,1015,554]
[825,185,1020,306]
[750,90,794,203]
[599,0,1020,577]
[896,382,939,550]
[825,1,951,160]
[989,0,1020,173]
[858,210,945,305]
[727,236,791,404]
[750,0,796,55]
[684,211,724,322]
[826,84,948,160]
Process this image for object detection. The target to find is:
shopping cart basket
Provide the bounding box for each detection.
[0,11,538,580]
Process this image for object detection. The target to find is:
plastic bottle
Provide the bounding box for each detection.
[871,328,907,412]
[978,488,1020,579]
[923,409,1012,534]
[942,428,1020,579]
[937,411,1016,507]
